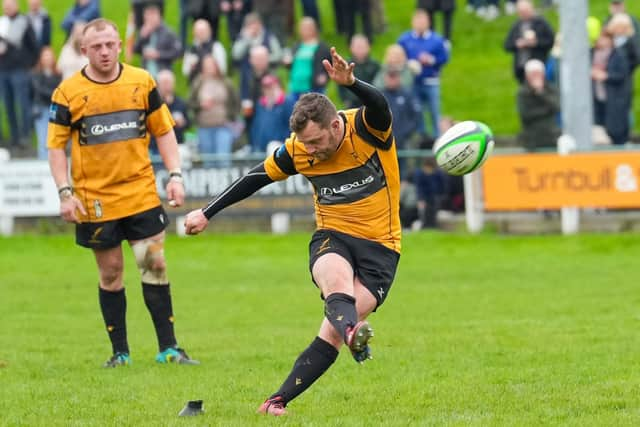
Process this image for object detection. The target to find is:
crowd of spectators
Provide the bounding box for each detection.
[0,0,639,230]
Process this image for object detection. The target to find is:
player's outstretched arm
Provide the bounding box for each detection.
[184,162,274,235]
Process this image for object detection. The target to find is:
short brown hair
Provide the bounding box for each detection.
[289,93,337,133]
[83,18,119,36]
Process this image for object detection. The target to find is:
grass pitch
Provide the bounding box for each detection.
[1,231,640,426]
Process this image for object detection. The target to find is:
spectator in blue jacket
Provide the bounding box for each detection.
[61,0,100,39]
[249,74,295,153]
[398,8,449,137]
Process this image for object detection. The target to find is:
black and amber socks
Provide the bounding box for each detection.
[142,283,177,351]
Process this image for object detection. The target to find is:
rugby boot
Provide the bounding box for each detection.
[155,346,200,365]
[103,352,131,368]
[346,320,374,364]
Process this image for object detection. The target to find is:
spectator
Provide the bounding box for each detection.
[57,21,88,79]
[157,69,190,145]
[606,0,640,51]
[240,45,275,144]
[0,0,40,153]
[183,0,220,41]
[189,55,239,168]
[182,18,227,82]
[344,0,373,44]
[31,46,61,160]
[300,0,321,30]
[253,0,294,44]
[61,0,100,39]
[284,16,332,98]
[219,0,249,42]
[373,43,421,90]
[381,68,423,178]
[332,0,348,35]
[133,4,182,80]
[503,0,555,83]
[413,157,446,228]
[339,34,380,109]
[130,0,163,31]
[516,59,560,151]
[178,0,188,47]
[398,8,449,137]
[418,0,456,42]
[27,0,50,49]
[399,178,419,230]
[370,0,387,34]
[232,13,283,114]
[591,29,632,145]
[249,74,295,153]
[607,10,640,72]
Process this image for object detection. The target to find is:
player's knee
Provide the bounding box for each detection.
[100,264,123,289]
[131,239,168,284]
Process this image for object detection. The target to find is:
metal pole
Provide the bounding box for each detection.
[559,0,593,150]
[558,0,592,233]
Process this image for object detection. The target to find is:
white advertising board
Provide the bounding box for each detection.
[0,160,59,216]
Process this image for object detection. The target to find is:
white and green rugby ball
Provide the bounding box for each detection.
[432,121,494,176]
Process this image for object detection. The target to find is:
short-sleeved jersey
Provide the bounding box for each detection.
[264,108,401,253]
[47,63,175,222]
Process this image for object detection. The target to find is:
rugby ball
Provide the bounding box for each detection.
[432,121,494,176]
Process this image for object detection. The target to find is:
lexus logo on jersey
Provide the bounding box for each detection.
[80,110,146,145]
[319,175,374,196]
[91,122,138,136]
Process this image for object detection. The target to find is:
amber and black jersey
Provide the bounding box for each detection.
[264,108,401,252]
[47,63,175,222]
[201,79,401,253]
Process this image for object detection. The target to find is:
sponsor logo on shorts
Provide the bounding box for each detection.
[89,226,103,244]
[316,237,331,255]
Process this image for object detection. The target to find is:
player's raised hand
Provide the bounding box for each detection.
[322,46,355,86]
[184,209,209,235]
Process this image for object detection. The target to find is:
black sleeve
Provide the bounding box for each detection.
[343,78,392,131]
[202,162,274,219]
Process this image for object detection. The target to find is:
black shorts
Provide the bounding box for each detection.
[308,229,400,308]
[76,205,169,249]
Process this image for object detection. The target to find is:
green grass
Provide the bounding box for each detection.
[6,0,636,139]
[1,232,640,425]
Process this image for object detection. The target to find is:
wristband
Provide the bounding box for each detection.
[58,185,73,200]
[169,171,183,184]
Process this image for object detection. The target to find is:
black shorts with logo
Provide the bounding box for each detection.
[308,229,400,308]
[76,205,169,249]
